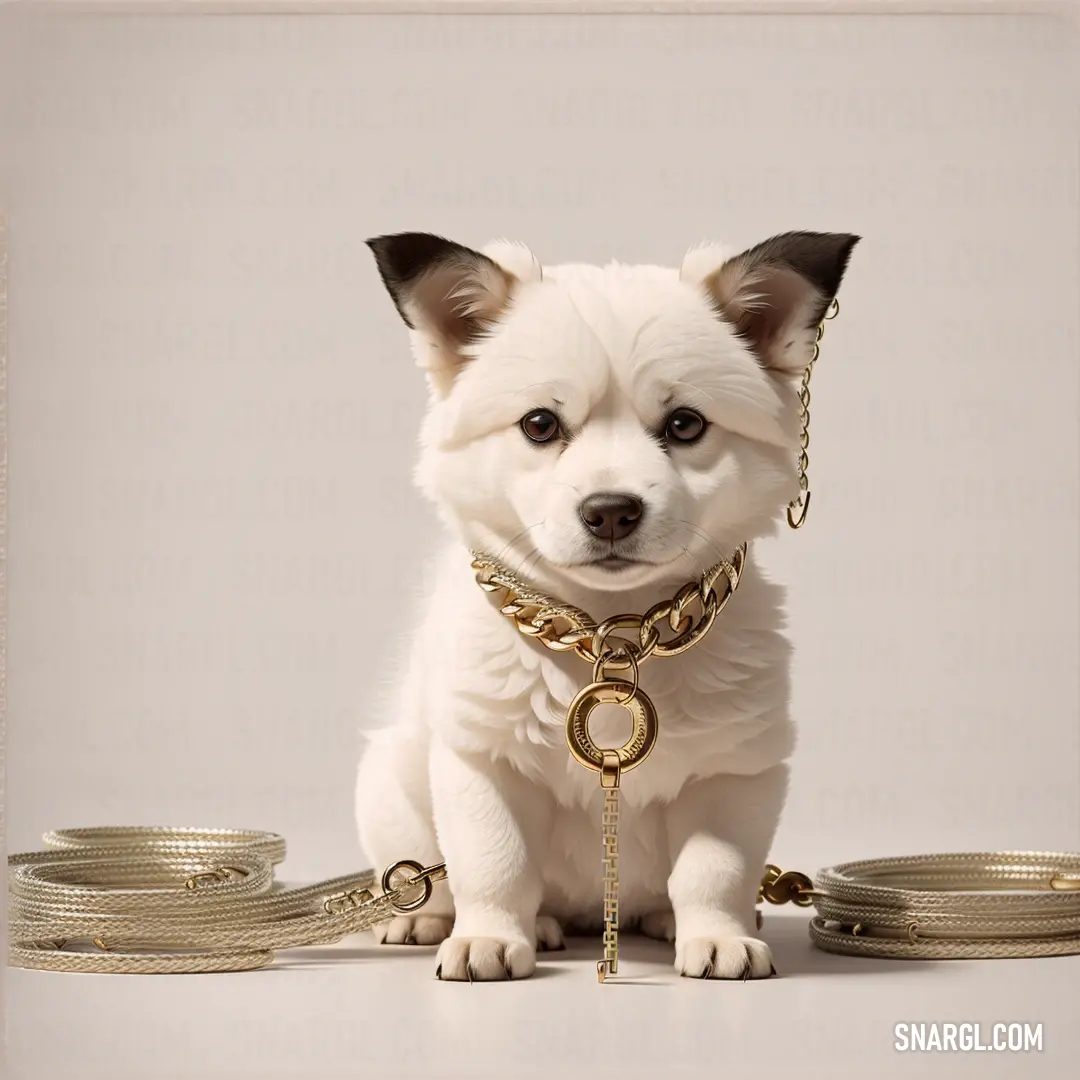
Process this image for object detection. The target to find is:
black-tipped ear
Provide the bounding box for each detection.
[365,233,469,329]
[698,231,860,376]
[364,232,516,347]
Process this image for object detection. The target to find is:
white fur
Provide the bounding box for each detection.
[356,238,833,981]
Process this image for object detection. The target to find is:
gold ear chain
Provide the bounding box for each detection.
[787,297,840,529]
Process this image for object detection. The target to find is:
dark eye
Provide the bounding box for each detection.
[520,408,561,444]
[665,408,707,445]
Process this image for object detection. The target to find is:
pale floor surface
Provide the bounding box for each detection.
[6,913,1079,1080]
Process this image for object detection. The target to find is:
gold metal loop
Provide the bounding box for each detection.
[565,681,658,774]
[639,604,681,652]
[185,871,223,890]
[651,590,718,658]
[591,651,640,703]
[760,867,816,907]
[184,867,244,890]
[599,750,621,791]
[786,493,811,529]
[591,614,656,667]
[666,580,701,632]
[322,887,374,916]
[380,859,430,912]
[380,859,448,914]
[703,548,744,598]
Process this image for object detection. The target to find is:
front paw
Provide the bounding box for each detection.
[535,915,565,952]
[640,910,676,942]
[372,915,452,946]
[676,935,775,980]
[435,936,537,982]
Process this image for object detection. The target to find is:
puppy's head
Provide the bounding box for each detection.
[367,230,858,592]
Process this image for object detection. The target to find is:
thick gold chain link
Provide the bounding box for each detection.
[472,544,747,669]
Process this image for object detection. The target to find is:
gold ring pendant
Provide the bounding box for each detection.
[565,680,659,776]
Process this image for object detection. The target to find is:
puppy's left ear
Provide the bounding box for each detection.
[683,231,859,377]
[366,232,520,393]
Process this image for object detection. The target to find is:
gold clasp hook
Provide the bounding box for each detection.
[758,863,817,907]
[786,492,811,530]
[381,860,448,914]
[322,862,447,918]
[322,888,374,916]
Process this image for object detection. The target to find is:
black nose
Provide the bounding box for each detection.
[579,493,645,541]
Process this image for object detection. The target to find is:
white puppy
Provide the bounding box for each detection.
[355,230,858,981]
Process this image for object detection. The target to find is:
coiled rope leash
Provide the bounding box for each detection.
[7,827,446,975]
[760,853,1080,960]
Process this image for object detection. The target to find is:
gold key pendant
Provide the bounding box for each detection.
[565,659,658,983]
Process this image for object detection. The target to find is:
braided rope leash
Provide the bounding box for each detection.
[760,852,1080,960]
[7,827,445,974]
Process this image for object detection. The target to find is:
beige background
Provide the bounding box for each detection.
[2,7,1079,1080]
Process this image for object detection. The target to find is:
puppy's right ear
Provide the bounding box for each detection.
[366,232,518,394]
[683,231,859,379]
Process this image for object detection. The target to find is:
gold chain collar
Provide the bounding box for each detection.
[470,544,748,780]
[471,543,747,671]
